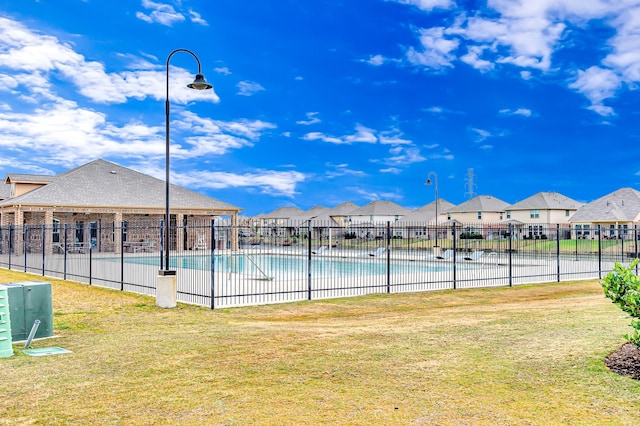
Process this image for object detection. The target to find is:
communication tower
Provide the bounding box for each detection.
[464,168,477,198]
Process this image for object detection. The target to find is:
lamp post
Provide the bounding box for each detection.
[426,172,439,249]
[160,48,212,278]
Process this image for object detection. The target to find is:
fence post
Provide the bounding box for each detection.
[633,225,638,275]
[386,221,391,294]
[8,225,12,270]
[89,241,92,286]
[307,220,312,301]
[23,224,27,273]
[598,224,602,279]
[41,224,46,276]
[159,219,164,271]
[120,221,125,291]
[508,223,513,287]
[211,219,215,310]
[556,224,560,282]
[62,224,67,280]
[452,223,457,290]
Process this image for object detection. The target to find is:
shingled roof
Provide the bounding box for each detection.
[0,184,10,200]
[0,159,240,211]
[396,199,456,224]
[349,200,410,216]
[261,206,304,220]
[508,191,583,210]
[448,195,509,213]
[570,187,640,222]
[5,174,55,184]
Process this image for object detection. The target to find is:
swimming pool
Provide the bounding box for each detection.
[121,253,456,277]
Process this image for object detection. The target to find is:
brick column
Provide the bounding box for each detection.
[231,212,238,251]
[114,212,123,254]
[176,213,184,252]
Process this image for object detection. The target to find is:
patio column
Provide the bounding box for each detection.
[231,212,238,251]
[114,212,123,254]
[13,209,23,254]
[176,213,185,252]
[44,209,54,254]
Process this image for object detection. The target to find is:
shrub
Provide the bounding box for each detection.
[460,232,484,239]
[601,259,640,346]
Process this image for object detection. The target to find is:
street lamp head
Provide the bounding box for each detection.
[426,178,432,186]
[187,73,213,90]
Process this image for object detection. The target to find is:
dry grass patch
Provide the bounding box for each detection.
[0,272,639,425]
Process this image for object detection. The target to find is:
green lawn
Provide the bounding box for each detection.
[1,269,639,425]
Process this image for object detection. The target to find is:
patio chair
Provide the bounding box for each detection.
[436,249,454,260]
[312,246,328,255]
[463,251,484,261]
[368,247,386,257]
[193,233,207,250]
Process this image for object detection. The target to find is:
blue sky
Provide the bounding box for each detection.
[1,0,640,216]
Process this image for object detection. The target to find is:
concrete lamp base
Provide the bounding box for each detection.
[156,270,177,308]
[432,246,441,257]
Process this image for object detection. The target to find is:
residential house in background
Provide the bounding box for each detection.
[505,191,583,239]
[446,195,510,239]
[312,201,360,227]
[395,199,457,239]
[0,183,10,202]
[569,187,640,239]
[0,159,241,253]
[346,200,411,239]
[259,206,304,238]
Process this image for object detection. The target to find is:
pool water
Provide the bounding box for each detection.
[122,254,455,277]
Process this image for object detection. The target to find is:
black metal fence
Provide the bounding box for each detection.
[0,220,636,308]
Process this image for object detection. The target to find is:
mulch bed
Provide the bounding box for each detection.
[605,343,640,380]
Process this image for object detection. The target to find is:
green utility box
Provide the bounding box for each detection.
[4,281,53,341]
[0,285,13,357]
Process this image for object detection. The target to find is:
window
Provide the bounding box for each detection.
[499,213,503,220]
[52,218,60,243]
[477,211,482,220]
[530,209,540,219]
[506,210,511,219]
[90,221,98,249]
[565,210,570,217]
[447,213,451,220]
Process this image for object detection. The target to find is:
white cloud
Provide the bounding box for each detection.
[302,132,343,144]
[384,146,426,165]
[214,67,232,75]
[471,127,492,142]
[569,66,621,114]
[188,10,208,26]
[0,17,220,105]
[406,27,459,69]
[237,80,265,96]
[325,163,367,178]
[352,188,403,202]
[499,107,533,117]
[392,0,456,12]
[380,167,402,174]
[379,128,413,145]
[366,54,386,66]
[395,0,640,113]
[302,124,377,144]
[296,112,321,125]
[178,169,307,197]
[345,124,377,143]
[136,0,185,27]
[460,45,495,71]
